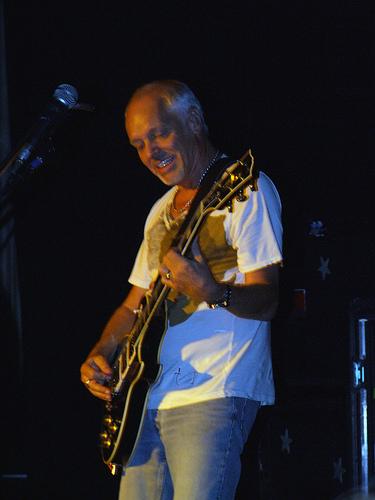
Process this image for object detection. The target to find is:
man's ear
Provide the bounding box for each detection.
[187,106,204,135]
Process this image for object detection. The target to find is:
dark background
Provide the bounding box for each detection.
[1,1,375,499]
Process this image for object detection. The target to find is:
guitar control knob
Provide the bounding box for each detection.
[109,423,118,433]
[101,438,112,449]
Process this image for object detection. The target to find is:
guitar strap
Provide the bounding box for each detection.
[172,155,236,244]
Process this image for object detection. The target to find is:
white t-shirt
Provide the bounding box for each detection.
[129,171,283,409]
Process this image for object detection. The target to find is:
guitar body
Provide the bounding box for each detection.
[98,149,258,474]
[100,304,168,472]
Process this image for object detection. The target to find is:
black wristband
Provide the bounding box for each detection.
[207,284,231,309]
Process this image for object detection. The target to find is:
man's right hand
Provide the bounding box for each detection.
[80,285,147,402]
[80,355,113,401]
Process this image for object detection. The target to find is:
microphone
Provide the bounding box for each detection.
[15,83,79,164]
[0,84,81,195]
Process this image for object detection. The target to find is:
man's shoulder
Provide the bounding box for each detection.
[150,186,176,211]
[257,171,282,205]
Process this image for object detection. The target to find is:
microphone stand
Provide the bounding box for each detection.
[0,101,94,198]
[0,140,53,199]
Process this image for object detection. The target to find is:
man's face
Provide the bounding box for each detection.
[125,92,196,186]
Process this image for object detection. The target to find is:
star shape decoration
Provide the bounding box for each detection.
[318,256,331,280]
[280,428,293,454]
[333,457,346,483]
[309,220,326,237]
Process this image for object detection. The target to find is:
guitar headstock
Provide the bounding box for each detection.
[202,148,258,213]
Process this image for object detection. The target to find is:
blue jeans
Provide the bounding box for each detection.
[118,397,260,500]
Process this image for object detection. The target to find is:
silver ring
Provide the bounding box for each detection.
[165,271,172,280]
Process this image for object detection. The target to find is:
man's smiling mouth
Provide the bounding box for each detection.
[157,155,174,169]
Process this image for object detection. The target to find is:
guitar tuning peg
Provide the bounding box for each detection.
[103,415,113,425]
[230,173,239,185]
[100,434,112,448]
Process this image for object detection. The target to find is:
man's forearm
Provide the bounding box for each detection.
[89,305,137,361]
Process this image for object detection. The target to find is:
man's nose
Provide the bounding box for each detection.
[146,142,162,161]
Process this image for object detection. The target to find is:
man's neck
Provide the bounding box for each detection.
[178,142,218,190]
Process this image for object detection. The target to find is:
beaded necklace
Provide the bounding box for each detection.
[169,149,221,218]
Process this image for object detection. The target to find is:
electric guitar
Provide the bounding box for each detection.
[99,149,259,475]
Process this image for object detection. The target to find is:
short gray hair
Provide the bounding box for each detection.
[129,80,208,134]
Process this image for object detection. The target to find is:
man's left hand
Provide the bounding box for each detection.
[159,248,221,304]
